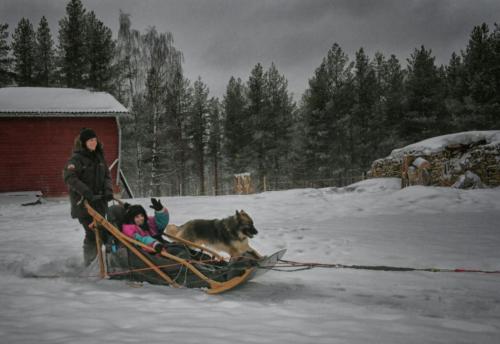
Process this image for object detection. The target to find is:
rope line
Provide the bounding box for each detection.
[272,259,500,274]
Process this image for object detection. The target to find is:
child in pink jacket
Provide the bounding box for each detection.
[122,198,169,253]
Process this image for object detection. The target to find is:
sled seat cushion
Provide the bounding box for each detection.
[107,204,126,230]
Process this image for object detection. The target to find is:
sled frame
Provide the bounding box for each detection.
[84,201,255,294]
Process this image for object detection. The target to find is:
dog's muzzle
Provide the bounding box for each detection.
[242,225,258,238]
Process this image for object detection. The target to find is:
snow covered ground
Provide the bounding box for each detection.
[1,178,499,344]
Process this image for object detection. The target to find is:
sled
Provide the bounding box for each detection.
[84,201,284,294]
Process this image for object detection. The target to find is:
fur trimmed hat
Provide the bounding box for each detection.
[124,204,148,225]
[79,128,97,145]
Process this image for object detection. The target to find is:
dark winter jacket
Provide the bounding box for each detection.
[63,137,113,219]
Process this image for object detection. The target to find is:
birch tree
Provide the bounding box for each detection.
[141,28,183,196]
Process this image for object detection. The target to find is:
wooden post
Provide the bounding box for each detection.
[234,173,253,194]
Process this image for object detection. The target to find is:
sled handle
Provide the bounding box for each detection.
[92,220,107,279]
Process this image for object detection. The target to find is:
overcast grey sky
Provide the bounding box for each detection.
[1,0,500,99]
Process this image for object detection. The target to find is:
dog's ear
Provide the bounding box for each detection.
[235,210,240,218]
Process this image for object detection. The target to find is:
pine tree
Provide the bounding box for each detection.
[58,0,87,87]
[164,71,191,196]
[444,52,467,130]
[403,45,446,143]
[223,76,248,173]
[207,97,223,195]
[12,18,36,86]
[301,43,354,179]
[446,52,467,100]
[352,48,378,170]
[0,23,13,86]
[263,62,295,184]
[33,16,54,86]
[247,63,266,187]
[144,64,165,196]
[463,24,495,105]
[491,24,500,128]
[129,92,149,196]
[85,11,115,91]
[189,77,210,195]
[301,61,331,178]
[462,23,499,129]
[155,34,189,196]
[374,53,405,153]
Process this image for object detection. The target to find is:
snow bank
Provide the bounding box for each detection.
[334,177,401,193]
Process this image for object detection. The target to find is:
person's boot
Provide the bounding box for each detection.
[83,240,97,267]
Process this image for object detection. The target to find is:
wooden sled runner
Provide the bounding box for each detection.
[84,201,284,294]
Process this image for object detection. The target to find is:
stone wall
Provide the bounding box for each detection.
[369,142,500,187]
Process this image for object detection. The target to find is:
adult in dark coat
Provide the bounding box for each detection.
[63,128,114,266]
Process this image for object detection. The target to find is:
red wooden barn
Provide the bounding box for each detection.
[0,87,128,197]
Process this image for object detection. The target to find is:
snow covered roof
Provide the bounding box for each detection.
[388,131,500,159]
[0,87,128,115]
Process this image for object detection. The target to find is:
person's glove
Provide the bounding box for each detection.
[91,194,103,202]
[150,198,164,211]
[83,191,102,203]
[152,241,164,254]
[82,190,93,201]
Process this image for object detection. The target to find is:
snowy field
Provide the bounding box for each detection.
[1,178,499,344]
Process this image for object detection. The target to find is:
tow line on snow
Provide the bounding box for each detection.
[265,259,500,274]
[21,257,500,280]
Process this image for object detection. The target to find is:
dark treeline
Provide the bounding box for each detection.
[1,0,499,196]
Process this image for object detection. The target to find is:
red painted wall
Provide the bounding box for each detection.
[0,117,119,196]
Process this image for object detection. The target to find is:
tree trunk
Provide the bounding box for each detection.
[150,105,160,196]
[213,154,219,195]
[199,150,205,195]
